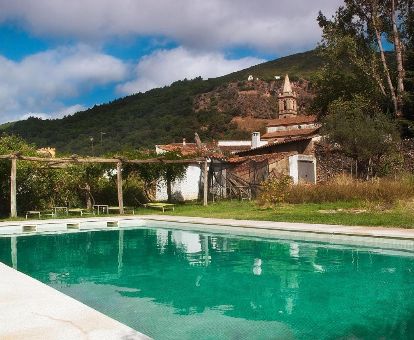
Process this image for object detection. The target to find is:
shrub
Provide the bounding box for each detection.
[285,175,414,204]
[257,175,293,207]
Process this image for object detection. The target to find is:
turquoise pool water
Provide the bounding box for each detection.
[1,225,414,339]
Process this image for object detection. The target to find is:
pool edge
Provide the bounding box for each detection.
[0,262,151,340]
[1,215,414,251]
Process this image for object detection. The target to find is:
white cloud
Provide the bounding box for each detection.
[19,104,88,121]
[20,112,49,121]
[118,47,265,94]
[0,0,343,53]
[0,45,127,123]
[55,104,88,118]
[0,44,266,123]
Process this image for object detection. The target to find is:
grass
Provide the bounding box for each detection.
[1,200,413,228]
[133,200,414,228]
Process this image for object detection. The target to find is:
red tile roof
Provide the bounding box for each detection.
[218,145,252,154]
[157,143,204,156]
[234,136,314,157]
[158,141,252,156]
[226,152,297,164]
[267,115,318,127]
[262,127,320,140]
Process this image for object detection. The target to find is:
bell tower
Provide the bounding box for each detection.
[278,74,297,119]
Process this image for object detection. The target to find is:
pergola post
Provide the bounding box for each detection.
[10,157,17,218]
[11,237,17,269]
[117,161,124,214]
[203,159,208,206]
[118,230,124,274]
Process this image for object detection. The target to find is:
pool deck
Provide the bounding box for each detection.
[0,262,150,340]
[1,215,414,245]
[0,214,414,238]
[1,215,414,339]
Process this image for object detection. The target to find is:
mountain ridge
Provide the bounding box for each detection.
[1,49,323,155]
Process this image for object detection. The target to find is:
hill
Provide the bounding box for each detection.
[2,50,323,155]
[219,50,323,82]
[0,122,15,130]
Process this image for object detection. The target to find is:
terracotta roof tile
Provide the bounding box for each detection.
[226,152,297,164]
[158,141,255,157]
[218,145,252,154]
[262,127,320,140]
[157,143,203,156]
[267,115,318,127]
[234,136,315,156]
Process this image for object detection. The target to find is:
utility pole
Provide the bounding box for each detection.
[89,137,94,155]
[100,132,106,145]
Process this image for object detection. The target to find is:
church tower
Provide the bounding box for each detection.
[278,74,297,119]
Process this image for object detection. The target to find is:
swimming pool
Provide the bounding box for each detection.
[1,223,414,339]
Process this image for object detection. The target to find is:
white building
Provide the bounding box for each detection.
[155,141,203,202]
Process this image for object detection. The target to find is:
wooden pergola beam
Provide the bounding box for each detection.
[0,154,204,165]
[0,153,210,217]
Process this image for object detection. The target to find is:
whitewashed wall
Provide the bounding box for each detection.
[289,154,317,184]
[156,165,201,201]
[267,123,319,133]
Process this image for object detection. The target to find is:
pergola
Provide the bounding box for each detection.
[0,154,209,218]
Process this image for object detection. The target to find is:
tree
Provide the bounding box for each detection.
[120,150,188,203]
[318,0,413,118]
[159,152,188,203]
[312,35,384,115]
[403,1,414,120]
[322,96,400,177]
[0,135,118,216]
[0,135,41,215]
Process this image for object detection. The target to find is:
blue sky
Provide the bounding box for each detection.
[0,0,342,123]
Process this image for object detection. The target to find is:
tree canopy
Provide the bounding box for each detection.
[0,135,190,216]
[317,0,414,118]
[322,95,400,177]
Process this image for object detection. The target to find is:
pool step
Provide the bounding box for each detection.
[22,225,37,233]
[107,221,119,228]
[67,223,80,230]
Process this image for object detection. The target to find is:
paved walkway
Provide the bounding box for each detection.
[141,215,414,239]
[0,263,149,340]
[1,215,414,240]
[1,215,413,251]
[140,215,414,252]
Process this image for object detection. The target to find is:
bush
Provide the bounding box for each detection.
[285,175,414,204]
[257,175,293,207]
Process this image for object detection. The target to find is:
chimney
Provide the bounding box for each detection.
[252,132,260,149]
[183,138,186,146]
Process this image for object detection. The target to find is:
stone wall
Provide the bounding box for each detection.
[316,139,414,182]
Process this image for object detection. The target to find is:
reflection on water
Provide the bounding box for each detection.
[1,227,414,340]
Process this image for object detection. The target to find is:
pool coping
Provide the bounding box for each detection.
[0,262,150,340]
[140,215,414,241]
[1,214,414,239]
[1,214,414,251]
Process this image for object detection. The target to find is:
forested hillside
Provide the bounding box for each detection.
[2,50,323,155]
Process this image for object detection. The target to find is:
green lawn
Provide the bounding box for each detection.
[1,200,413,228]
[133,200,414,228]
